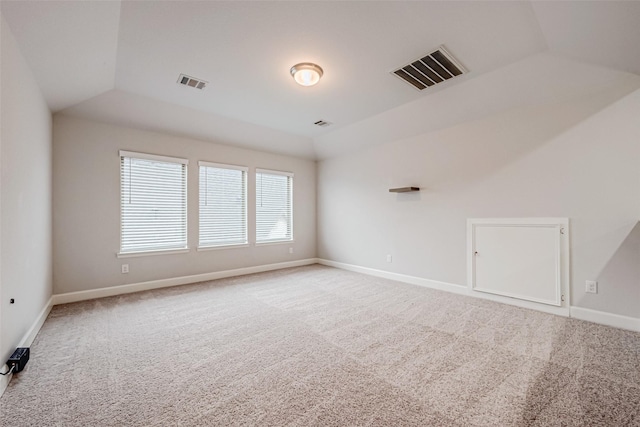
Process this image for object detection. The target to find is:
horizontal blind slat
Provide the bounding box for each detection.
[198,164,247,247]
[256,171,292,243]
[120,154,187,253]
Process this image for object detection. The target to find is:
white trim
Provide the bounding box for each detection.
[4,259,321,397]
[0,368,11,397]
[317,259,571,317]
[470,223,565,306]
[117,248,190,258]
[0,296,53,397]
[52,258,318,305]
[255,239,295,246]
[255,170,294,244]
[470,289,570,316]
[2,262,636,401]
[197,243,250,251]
[467,217,569,226]
[437,44,468,74]
[467,217,570,309]
[17,297,53,347]
[570,306,640,333]
[119,150,188,165]
[120,154,189,254]
[317,259,468,295]
[255,168,294,177]
[198,163,248,249]
[198,161,247,172]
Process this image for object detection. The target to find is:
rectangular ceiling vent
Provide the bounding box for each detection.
[314,120,332,127]
[177,74,208,90]
[392,45,467,91]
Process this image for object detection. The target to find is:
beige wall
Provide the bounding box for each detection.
[52,115,316,294]
[318,82,640,319]
[1,16,53,367]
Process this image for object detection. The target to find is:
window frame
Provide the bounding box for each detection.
[118,150,189,258]
[255,168,294,245]
[197,161,249,250]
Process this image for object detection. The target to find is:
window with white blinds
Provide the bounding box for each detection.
[198,162,248,248]
[120,151,188,255]
[256,169,293,243]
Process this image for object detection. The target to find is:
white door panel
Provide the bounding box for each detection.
[474,225,560,305]
[468,218,569,310]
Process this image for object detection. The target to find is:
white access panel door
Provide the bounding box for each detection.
[469,219,568,307]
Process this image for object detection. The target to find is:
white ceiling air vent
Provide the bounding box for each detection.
[392,46,467,91]
[314,120,332,127]
[177,74,208,90]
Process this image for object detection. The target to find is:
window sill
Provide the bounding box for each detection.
[197,243,250,252]
[255,239,294,247]
[117,248,190,258]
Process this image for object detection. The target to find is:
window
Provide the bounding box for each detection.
[256,169,293,243]
[198,162,248,248]
[119,151,188,255]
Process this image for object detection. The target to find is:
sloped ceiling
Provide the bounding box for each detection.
[532,1,640,76]
[314,52,640,159]
[1,1,639,159]
[0,1,120,112]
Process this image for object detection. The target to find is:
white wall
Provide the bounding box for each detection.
[595,221,640,316]
[318,72,640,319]
[52,115,316,294]
[0,15,53,377]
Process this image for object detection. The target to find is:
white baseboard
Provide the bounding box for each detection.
[4,258,635,400]
[317,258,468,296]
[52,258,319,305]
[0,370,10,397]
[570,306,640,333]
[317,259,572,317]
[18,296,54,347]
[0,296,53,397]
[3,260,317,397]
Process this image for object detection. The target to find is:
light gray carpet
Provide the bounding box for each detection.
[1,265,639,426]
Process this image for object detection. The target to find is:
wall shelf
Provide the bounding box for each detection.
[389,187,420,193]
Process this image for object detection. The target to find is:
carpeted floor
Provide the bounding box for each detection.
[1,265,639,426]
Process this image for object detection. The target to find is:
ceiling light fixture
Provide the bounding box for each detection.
[290,63,323,87]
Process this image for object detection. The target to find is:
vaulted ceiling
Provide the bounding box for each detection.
[2,1,639,159]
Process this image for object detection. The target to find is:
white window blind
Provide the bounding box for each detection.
[256,169,293,243]
[120,151,188,254]
[199,162,248,248]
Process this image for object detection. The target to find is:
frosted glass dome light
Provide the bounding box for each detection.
[290,63,323,87]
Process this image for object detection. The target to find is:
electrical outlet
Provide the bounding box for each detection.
[386,254,392,263]
[585,280,597,294]
[121,264,129,274]
[289,247,294,254]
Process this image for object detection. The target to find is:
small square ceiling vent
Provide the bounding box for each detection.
[177,74,207,90]
[392,46,466,91]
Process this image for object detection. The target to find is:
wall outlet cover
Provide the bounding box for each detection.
[586,280,598,294]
